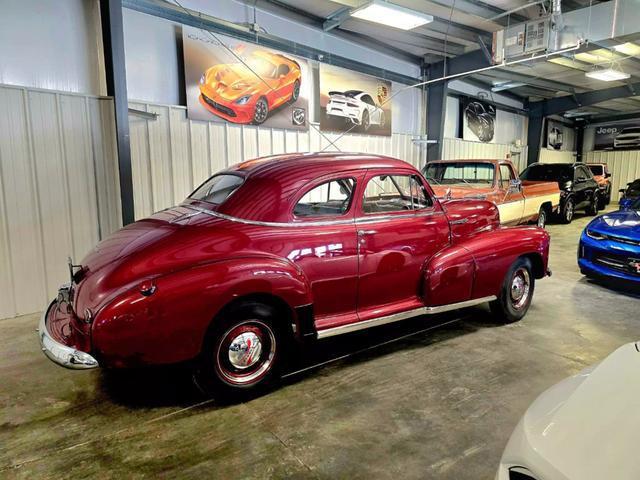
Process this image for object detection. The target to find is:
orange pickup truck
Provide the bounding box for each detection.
[423,159,561,228]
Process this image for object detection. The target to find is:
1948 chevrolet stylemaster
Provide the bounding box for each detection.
[39,153,551,398]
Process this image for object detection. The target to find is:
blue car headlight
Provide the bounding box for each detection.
[586,229,607,240]
[235,95,252,105]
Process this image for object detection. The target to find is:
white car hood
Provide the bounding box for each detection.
[522,342,640,479]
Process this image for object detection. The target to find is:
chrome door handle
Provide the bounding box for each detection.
[450,218,469,225]
[358,229,377,236]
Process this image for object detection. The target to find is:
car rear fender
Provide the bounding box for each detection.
[92,256,312,367]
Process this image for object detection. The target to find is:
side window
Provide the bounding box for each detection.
[362,174,432,214]
[362,95,375,106]
[293,178,355,217]
[277,64,290,77]
[499,164,515,189]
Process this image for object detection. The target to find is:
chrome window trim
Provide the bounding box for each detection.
[185,206,442,228]
[316,295,497,339]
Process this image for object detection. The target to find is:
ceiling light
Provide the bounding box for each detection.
[350,0,433,30]
[585,68,631,81]
[613,42,640,56]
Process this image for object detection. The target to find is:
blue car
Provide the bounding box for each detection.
[579,197,640,284]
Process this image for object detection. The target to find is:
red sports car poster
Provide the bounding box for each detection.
[183,26,309,130]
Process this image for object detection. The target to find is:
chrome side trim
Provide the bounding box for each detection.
[38,301,99,370]
[355,210,442,225]
[316,296,497,339]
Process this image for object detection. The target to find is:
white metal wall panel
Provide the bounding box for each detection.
[585,150,640,202]
[539,148,576,164]
[127,103,423,220]
[441,138,528,172]
[0,84,119,318]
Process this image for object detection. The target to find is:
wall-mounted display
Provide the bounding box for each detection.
[462,98,496,143]
[594,122,640,150]
[319,64,392,136]
[183,26,309,130]
[546,120,564,150]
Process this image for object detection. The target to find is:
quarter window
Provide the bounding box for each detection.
[293,178,355,217]
[362,174,432,214]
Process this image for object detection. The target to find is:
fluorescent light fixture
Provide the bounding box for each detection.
[585,68,631,81]
[351,0,433,30]
[575,49,619,65]
[613,42,640,56]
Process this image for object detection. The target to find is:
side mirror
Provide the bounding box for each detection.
[509,179,522,192]
[619,189,626,194]
[606,173,612,178]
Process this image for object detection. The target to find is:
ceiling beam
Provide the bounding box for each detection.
[323,6,351,31]
[530,81,640,116]
[428,0,528,26]
[586,110,640,124]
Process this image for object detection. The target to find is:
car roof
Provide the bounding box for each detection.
[230,152,413,177]
[218,153,418,222]
[427,159,501,165]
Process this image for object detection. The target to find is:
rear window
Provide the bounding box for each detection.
[588,165,603,176]
[423,162,494,185]
[520,165,572,183]
[190,174,244,205]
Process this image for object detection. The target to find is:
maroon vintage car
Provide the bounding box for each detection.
[39,153,550,398]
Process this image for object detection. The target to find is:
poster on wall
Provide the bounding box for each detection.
[182,26,309,130]
[546,120,564,150]
[319,64,392,136]
[594,122,640,150]
[462,98,496,143]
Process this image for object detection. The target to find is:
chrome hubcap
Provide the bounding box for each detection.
[216,320,276,386]
[510,268,531,310]
[228,332,262,369]
[537,212,545,228]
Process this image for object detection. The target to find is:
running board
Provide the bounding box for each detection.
[316,296,497,339]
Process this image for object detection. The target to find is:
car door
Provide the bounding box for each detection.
[288,171,362,330]
[273,63,292,106]
[355,170,450,322]
[496,163,525,225]
[573,166,591,208]
[361,94,380,124]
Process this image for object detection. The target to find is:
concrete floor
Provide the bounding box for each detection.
[2,206,639,479]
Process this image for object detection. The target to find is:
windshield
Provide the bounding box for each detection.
[632,197,640,209]
[423,162,494,186]
[520,164,572,183]
[588,165,603,176]
[190,174,244,205]
[245,56,277,79]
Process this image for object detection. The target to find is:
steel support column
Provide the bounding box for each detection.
[575,122,585,162]
[426,61,449,163]
[101,0,135,225]
[527,115,544,165]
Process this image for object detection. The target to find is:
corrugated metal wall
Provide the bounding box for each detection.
[128,101,426,220]
[0,84,120,319]
[539,148,576,164]
[585,150,640,202]
[440,137,529,173]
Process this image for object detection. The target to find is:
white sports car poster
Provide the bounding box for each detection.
[319,64,392,136]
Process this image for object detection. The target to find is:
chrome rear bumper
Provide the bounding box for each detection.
[38,301,99,369]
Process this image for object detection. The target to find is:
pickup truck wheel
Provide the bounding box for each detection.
[536,207,547,229]
[490,257,535,324]
[194,302,282,400]
[561,198,574,224]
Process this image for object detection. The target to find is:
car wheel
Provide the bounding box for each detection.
[536,206,547,229]
[194,301,283,400]
[597,191,607,210]
[605,189,611,206]
[290,80,300,102]
[490,257,535,324]
[253,97,269,125]
[361,110,370,131]
[586,194,599,216]
[561,197,574,224]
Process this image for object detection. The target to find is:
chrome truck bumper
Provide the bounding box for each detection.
[38,301,99,369]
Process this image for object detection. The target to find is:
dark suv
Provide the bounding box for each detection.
[520,162,600,224]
